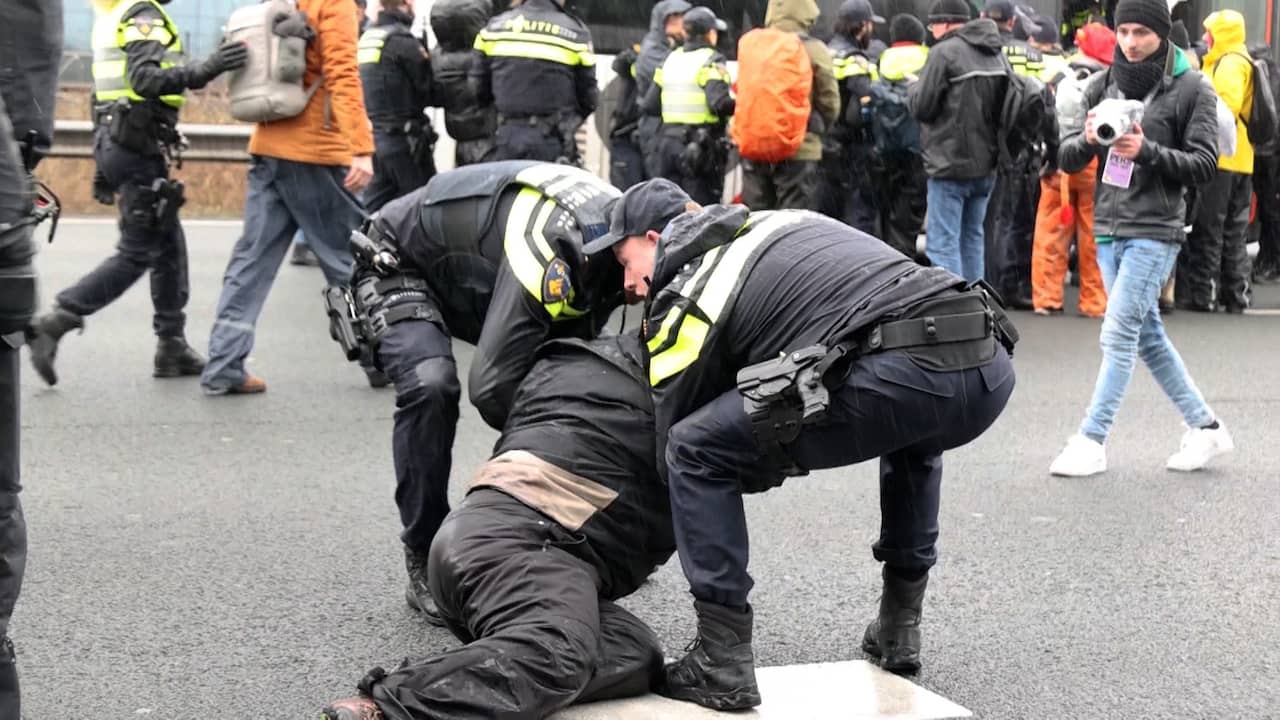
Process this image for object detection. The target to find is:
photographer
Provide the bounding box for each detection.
[1050,0,1232,478]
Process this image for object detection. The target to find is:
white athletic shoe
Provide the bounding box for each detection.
[1049,434,1107,477]
[1166,422,1234,472]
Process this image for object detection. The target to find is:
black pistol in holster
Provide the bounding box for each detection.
[324,285,363,361]
[736,345,833,478]
[350,227,402,276]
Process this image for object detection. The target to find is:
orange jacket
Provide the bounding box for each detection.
[248,0,374,166]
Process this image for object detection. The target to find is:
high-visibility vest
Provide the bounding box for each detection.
[878,45,929,82]
[1003,43,1044,78]
[358,27,392,65]
[833,51,879,82]
[474,20,595,68]
[1039,52,1073,84]
[656,47,727,125]
[92,0,185,108]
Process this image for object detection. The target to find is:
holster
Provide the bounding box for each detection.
[405,121,439,175]
[736,345,832,479]
[323,285,362,361]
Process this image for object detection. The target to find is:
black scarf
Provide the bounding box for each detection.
[1111,40,1169,99]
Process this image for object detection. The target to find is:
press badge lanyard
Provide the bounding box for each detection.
[1100,78,1162,190]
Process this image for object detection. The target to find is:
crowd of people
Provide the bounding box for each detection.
[0,0,1263,718]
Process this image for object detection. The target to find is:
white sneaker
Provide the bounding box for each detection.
[1049,434,1107,477]
[1166,422,1234,472]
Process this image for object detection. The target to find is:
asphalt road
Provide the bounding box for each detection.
[13,220,1280,720]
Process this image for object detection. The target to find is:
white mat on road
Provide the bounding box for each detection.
[551,660,971,720]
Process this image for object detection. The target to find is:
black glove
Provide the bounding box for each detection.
[197,41,249,81]
[92,168,114,205]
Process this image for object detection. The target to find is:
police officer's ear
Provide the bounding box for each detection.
[645,230,663,246]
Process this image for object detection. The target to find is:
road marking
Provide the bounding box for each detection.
[551,660,971,719]
[1244,309,1280,316]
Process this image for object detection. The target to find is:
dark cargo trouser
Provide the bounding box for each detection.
[367,489,663,720]
[990,162,1039,300]
[364,130,436,214]
[608,131,647,190]
[655,127,725,206]
[1184,168,1252,310]
[1253,154,1280,276]
[56,129,189,337]
[666,347,1015,608]
[741,157,820,211]
[488,119,571,164]
[817,139,878,235]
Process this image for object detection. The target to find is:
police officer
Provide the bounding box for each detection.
[983,0,1044,309]
[820,0,886,234]
[0,1,61,713]
[358,0,436,211]
[26,0,248,386]
[428,0,497,167]
[323,161,624,624]
[644,7,734,205]
[471,0,597,164]
[586,180,1017,710]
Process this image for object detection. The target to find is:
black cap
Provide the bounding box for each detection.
[839,0,886,25]
[582,179,692,255]
[1030,14,1060,44]
[683,6,728,35]
[984,0,1015,22]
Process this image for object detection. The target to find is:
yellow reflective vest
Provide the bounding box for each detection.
[655,47,730,125]
[878,45,929,82]
[833,52,879,82]
[92,0,185,108]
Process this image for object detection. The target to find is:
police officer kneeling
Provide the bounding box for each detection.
[588,180,1019,710]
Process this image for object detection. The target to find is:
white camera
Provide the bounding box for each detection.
[1092,98,1145,146]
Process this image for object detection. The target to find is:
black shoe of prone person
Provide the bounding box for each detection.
[658,600,761,711]
[403,545,447,627]
[862,565,929,674]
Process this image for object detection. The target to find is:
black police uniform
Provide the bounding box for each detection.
[608,43,647,190]
[471,0,598,164]
[428,0,497,167]
[0,1,60,713]
[820,33,885,234]
[358,8,437,212]
[27,0,245,385]
[643,32,734,206]
[326,161,622,596]
[354,335,673,720]
[639,203,1016,708]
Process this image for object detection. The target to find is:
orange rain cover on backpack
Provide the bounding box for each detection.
[730,27,813,162]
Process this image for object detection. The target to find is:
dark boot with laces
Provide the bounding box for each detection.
[861,565,929,674]
[657,600,761,710]
[154,336,206,378]
[403,545,446,627]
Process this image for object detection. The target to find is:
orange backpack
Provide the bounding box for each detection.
[731,28,814,162]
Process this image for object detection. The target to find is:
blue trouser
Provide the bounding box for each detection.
[202,157,364,393]
[1079,238,1214,443]
[364,130,435,214]
[379,318,461,553]
[666,348,1016,608]
[926,175,995,283]
[57,130,189,337]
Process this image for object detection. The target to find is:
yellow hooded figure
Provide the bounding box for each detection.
[1202,10,1254,173]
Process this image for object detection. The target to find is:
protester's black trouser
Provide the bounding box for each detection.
[991,162,1038,299]
[1254,155,1280,275]
[666,346,1015,607]
[56,129,188,337]
[489,118,570,164]
[876,151,929,261]
[741,157,820,211]
[817,139,878,235]
[1185,168,1252,310]
[377,317,461,555]
[365,130,436,214]
[656,126,725,206]
[367,489,664,720]
[609,131,647,190]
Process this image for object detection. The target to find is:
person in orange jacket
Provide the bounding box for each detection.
[1031,21,1113,317]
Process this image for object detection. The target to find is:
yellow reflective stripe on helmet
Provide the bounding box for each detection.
[648,212,802,385]
[358,28,388,65]
[475,30,594,67]
[504,188,573,318]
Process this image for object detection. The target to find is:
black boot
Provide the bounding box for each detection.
[154,336,206,378]
[0,637,19,720]
[657,601,761,710]
[861,565,928,674]
[403,546,446,627]
[26,306,83,387]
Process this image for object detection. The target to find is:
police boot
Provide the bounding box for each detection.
[403,545,446,627]
[0,638,19,720]
[154,336,206,378]
[861,565,929,674]
[26,306,83,387]
[657,601,761,711]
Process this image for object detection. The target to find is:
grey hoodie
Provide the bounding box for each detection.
[636,0,692,101]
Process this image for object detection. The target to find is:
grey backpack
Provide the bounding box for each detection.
[225,0,321,123]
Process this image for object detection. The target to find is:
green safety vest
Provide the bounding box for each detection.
[92,0,186,108]
[833,51,879,82]
[656,47,728,125]
[878,45,929,82]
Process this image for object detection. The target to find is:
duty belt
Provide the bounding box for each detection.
[498,112,559,128]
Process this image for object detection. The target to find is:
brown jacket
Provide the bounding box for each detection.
[247,0,374,166]
[764,0,839,161]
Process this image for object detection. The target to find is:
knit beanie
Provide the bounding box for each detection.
[1113,0,1171,39]
[928,0,971,24]
[1168,20,1190,50]
[890,13,927,44]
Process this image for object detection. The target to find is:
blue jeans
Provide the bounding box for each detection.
[201,157,364,392]
[926,175,995,282]
[1079,238,1214,443]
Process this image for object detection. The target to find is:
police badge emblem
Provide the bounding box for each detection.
[542,258,571,304]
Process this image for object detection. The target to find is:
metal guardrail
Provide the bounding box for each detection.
[50,120,253,162]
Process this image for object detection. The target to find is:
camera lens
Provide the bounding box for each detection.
[1097,125,1116,141]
